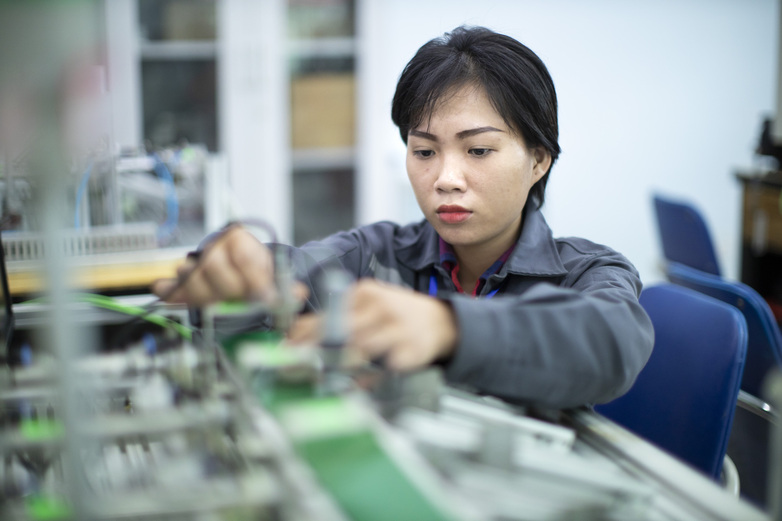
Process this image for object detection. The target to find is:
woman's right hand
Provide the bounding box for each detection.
[151,226,279,306]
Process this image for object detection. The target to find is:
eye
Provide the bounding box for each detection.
[412,149,435,159]
[469,148,492,157]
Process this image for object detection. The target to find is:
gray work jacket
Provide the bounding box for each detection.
[288,205,654,410]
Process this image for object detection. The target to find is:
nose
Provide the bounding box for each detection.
[433,154,467,193]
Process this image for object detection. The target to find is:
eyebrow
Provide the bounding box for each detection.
[408,126,504,142]
[457,126,504,139]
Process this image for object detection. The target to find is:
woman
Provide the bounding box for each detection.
[153,26,654,409]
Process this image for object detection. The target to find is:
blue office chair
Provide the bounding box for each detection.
[595,283,747,481]
[666,262,782,506]
[653,194,779,501]
[653,193,722,276]
[666,261,782,399]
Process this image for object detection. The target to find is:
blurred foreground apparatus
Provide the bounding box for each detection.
[0,273,772,521]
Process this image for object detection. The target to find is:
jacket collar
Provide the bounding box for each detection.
[396,220,440,270]
[503,205,568,278]
[396,206,568,278]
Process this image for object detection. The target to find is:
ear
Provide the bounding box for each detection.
[531,147,552,182]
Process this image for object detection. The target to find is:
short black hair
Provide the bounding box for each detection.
[391,26,561,208]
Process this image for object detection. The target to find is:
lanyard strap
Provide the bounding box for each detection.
[428,271,500,299]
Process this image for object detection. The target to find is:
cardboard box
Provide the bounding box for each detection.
[291,73,355,149]
[164,0,216,41]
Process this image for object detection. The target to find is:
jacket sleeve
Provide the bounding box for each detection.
[283,225,380,310]
[440,251,655,410]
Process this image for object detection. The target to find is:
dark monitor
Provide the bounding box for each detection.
[0,234,14,363]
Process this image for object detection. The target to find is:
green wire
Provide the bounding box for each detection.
[18,293,192,340]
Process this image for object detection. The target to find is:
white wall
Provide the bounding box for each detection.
[218,0,291,241]
[356,0,778,286]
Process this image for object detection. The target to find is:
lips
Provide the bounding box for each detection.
[436,205,472,224]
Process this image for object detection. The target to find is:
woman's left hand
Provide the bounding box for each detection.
[287,279,459,371]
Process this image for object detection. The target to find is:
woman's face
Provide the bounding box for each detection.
[406,85,551,258]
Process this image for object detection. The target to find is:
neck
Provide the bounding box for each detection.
[449,211,524,291]
[453,241,509,291]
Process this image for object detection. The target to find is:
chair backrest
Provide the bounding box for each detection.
[653,193,722,276]
[595,283,747,480]
[666,261,782,398]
